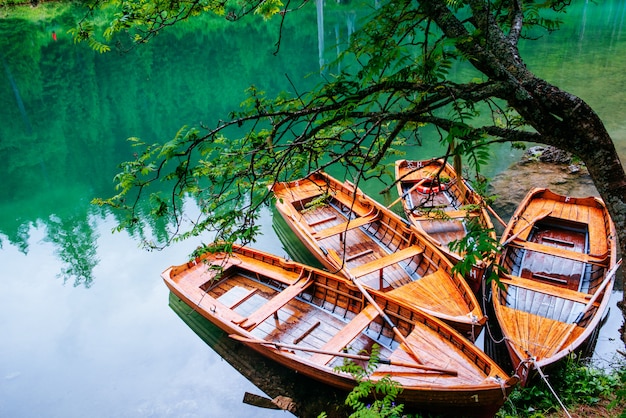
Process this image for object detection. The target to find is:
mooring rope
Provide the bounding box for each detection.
[481,275,506,344]
[528,356,572,418]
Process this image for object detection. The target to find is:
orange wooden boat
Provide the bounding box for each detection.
[269,171,485,340]
[162,244,518,417]
[394,158,497,294]
[491,188,619,386]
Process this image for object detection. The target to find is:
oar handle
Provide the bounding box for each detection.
[378,359,458,376]
[486,204,507,228]
[387,177,429,209]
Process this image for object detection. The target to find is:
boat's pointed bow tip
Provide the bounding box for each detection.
[475,314,488,326]
[228,333,245,342]
[505,375,520,387]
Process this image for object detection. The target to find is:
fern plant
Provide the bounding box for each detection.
[303,192,332,213]
[331,344,405,418]
[448,217,501,279]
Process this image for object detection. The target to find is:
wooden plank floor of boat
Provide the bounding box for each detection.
[301,205,416,289]
[406,189,467,247]
[406,188,451,209]
[418,218,466,248]
[209,273,393,363]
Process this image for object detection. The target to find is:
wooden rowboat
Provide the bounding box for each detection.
[270,172,485,340]
[162,244,518,417]
[491,188,619,387]
[394,158,497,294]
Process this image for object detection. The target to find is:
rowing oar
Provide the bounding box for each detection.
[229,334,458,375]
[242,392,281,410]
[574,258,622,324]
[347,274,431,369]
[386,177,430,209]
[552,259,623,354]
[485,204,507,228]
[501,209,552,247]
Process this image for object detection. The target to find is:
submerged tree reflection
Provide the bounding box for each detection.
[44,214,99,288]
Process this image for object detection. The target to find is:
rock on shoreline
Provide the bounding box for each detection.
[488,146,597,224]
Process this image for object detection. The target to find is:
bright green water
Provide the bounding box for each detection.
[1,2,625,417]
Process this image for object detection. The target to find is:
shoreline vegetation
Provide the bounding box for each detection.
[334,343,626,417]
[497,353,626,418]
[0,1,66,18]
[3,2,625,417]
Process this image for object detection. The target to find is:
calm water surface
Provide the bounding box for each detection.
[1,1,625,417]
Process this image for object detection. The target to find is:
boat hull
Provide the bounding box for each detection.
[163,244,517,416]
[270,171,485,339]
[491,188,617,386]
[394,158,497,295]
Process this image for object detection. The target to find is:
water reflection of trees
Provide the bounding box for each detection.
[44,214,99,288]
[3,2,624,287]
[0,7,329,281]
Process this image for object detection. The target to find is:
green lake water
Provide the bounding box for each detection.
[1,1,625,417]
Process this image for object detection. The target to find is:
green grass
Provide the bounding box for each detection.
[498,354,626,417]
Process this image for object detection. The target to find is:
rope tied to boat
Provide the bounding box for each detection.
[488,375,510,401]
[523,354,572,418]
[469,313,478,342]
[480,276,507,344]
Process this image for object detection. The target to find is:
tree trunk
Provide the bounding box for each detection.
[509,79,626,345]
[421,0,626,344]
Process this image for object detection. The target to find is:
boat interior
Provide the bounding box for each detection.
[190,258,495,386]
[271,176,481,328]
[199,263,398,369]
[292,191,436,291]
[403,182,467,246]
[498,216,609,325]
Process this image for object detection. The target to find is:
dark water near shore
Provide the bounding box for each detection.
[1,1,625,417]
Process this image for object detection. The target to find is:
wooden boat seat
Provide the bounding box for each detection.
[499,274,592,304]
[387,269,473,317]
[330,189,373,213]
[509,238,609,266]
[238,259,302,286]
[313,210,377,240]
[279,181,330,204]
[349,246,423,278]
[236,277,314,330]
[309,304,380,365]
